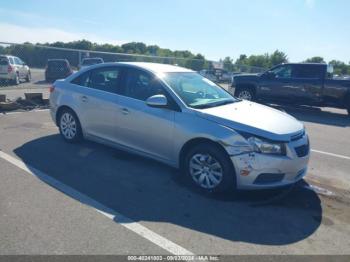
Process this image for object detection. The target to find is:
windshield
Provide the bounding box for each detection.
[48,60,68,67]
[162,72,237,109]
[0,57,9,66]
[82,58,103,65]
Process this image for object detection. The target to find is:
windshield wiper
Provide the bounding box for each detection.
[192,100,236,109]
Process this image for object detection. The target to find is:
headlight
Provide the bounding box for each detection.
[247,136,286,155]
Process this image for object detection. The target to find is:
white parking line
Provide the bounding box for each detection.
[0,150,193,256]
[311,149,350,160]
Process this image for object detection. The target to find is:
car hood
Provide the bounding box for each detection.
[196,100,304,141]
[233,73,260,81]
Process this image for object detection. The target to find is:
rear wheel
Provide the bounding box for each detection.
[235,87,255,101]
[13,73,20,85]
[58,109,83,143]
[184,143,236,193]
[26,71,31,82]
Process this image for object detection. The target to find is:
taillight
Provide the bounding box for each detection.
[49,85,55,93]
[7,65,13,73]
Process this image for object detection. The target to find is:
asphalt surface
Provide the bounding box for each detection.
[0,68,50,100]
[0,69,350,255]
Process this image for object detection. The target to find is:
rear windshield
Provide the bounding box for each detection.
[48,60,69,67]
[82,58,103,65]
[0,57,9,65]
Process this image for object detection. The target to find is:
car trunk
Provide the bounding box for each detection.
[47,61,70,78]
[0,58,9,74]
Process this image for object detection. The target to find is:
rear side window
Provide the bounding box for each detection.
[9,57,14,65]
[293,65,323,79]
[71,67,121,94]
[71,72,90,87]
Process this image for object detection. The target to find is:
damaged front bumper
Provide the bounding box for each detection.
[225,134,310,190]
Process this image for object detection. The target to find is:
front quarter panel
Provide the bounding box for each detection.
[173,110,248,167]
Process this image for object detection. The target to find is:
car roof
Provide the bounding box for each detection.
[119,62,194,73]
[48,59,68,62]
[82,57,103,60]
[283,63,327,66]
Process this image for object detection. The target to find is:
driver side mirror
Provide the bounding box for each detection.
[146,94,168,108]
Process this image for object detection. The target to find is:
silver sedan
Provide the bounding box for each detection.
[50,62,310,192]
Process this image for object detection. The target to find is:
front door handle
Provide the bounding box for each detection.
[121,108,129,115]
[81,96,88,102]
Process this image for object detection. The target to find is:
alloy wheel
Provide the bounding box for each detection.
[238,90,252,100]
[60,112,77,140]
[189,153,223,189]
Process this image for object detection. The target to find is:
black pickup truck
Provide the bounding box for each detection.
[231,63,350,115]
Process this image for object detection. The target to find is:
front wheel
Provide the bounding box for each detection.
[235,88,255,101]
[346,97,350,117]
[58,109,83,143]
[184,144,236,193]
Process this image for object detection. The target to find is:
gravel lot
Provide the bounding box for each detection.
[0,69,350,256]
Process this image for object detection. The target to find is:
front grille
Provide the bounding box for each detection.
[254,173,285,184]
[295,143,310,157]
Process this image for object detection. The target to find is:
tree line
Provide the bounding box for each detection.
[0,40,349,75]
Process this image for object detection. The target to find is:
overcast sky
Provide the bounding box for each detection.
[0,0,349,63]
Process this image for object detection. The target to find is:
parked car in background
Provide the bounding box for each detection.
[45,59,73,82]
[231,63,350,115]
[50,62,309,193]
[200,69,232,83]
[78,57,104,70]
[0,55,31,85]
[199,69,217,82]
[217,69,233,83]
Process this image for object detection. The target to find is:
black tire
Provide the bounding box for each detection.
[58,108,83,143]
[184,143,236,193]
[235,87,255,101]
[13,73,20,85]
[26,71,31,82]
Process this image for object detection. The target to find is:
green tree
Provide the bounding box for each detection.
[246,54,270,68]
[121,42,147,54]
[269,50,288,66]
[223,56,234,71]
[304,56,325,63]
[329,60,350,75]
[235,54,248,65]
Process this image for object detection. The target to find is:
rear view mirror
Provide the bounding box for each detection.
[146,94,168,108]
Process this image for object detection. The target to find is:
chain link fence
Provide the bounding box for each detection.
[0,42,266,89]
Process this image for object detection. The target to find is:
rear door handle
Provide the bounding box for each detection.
[81,96,88,102]
[121,108,129,115]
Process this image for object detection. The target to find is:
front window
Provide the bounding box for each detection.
[162,72,237,109]
[270,65,292,78]
[123,69,165,101]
